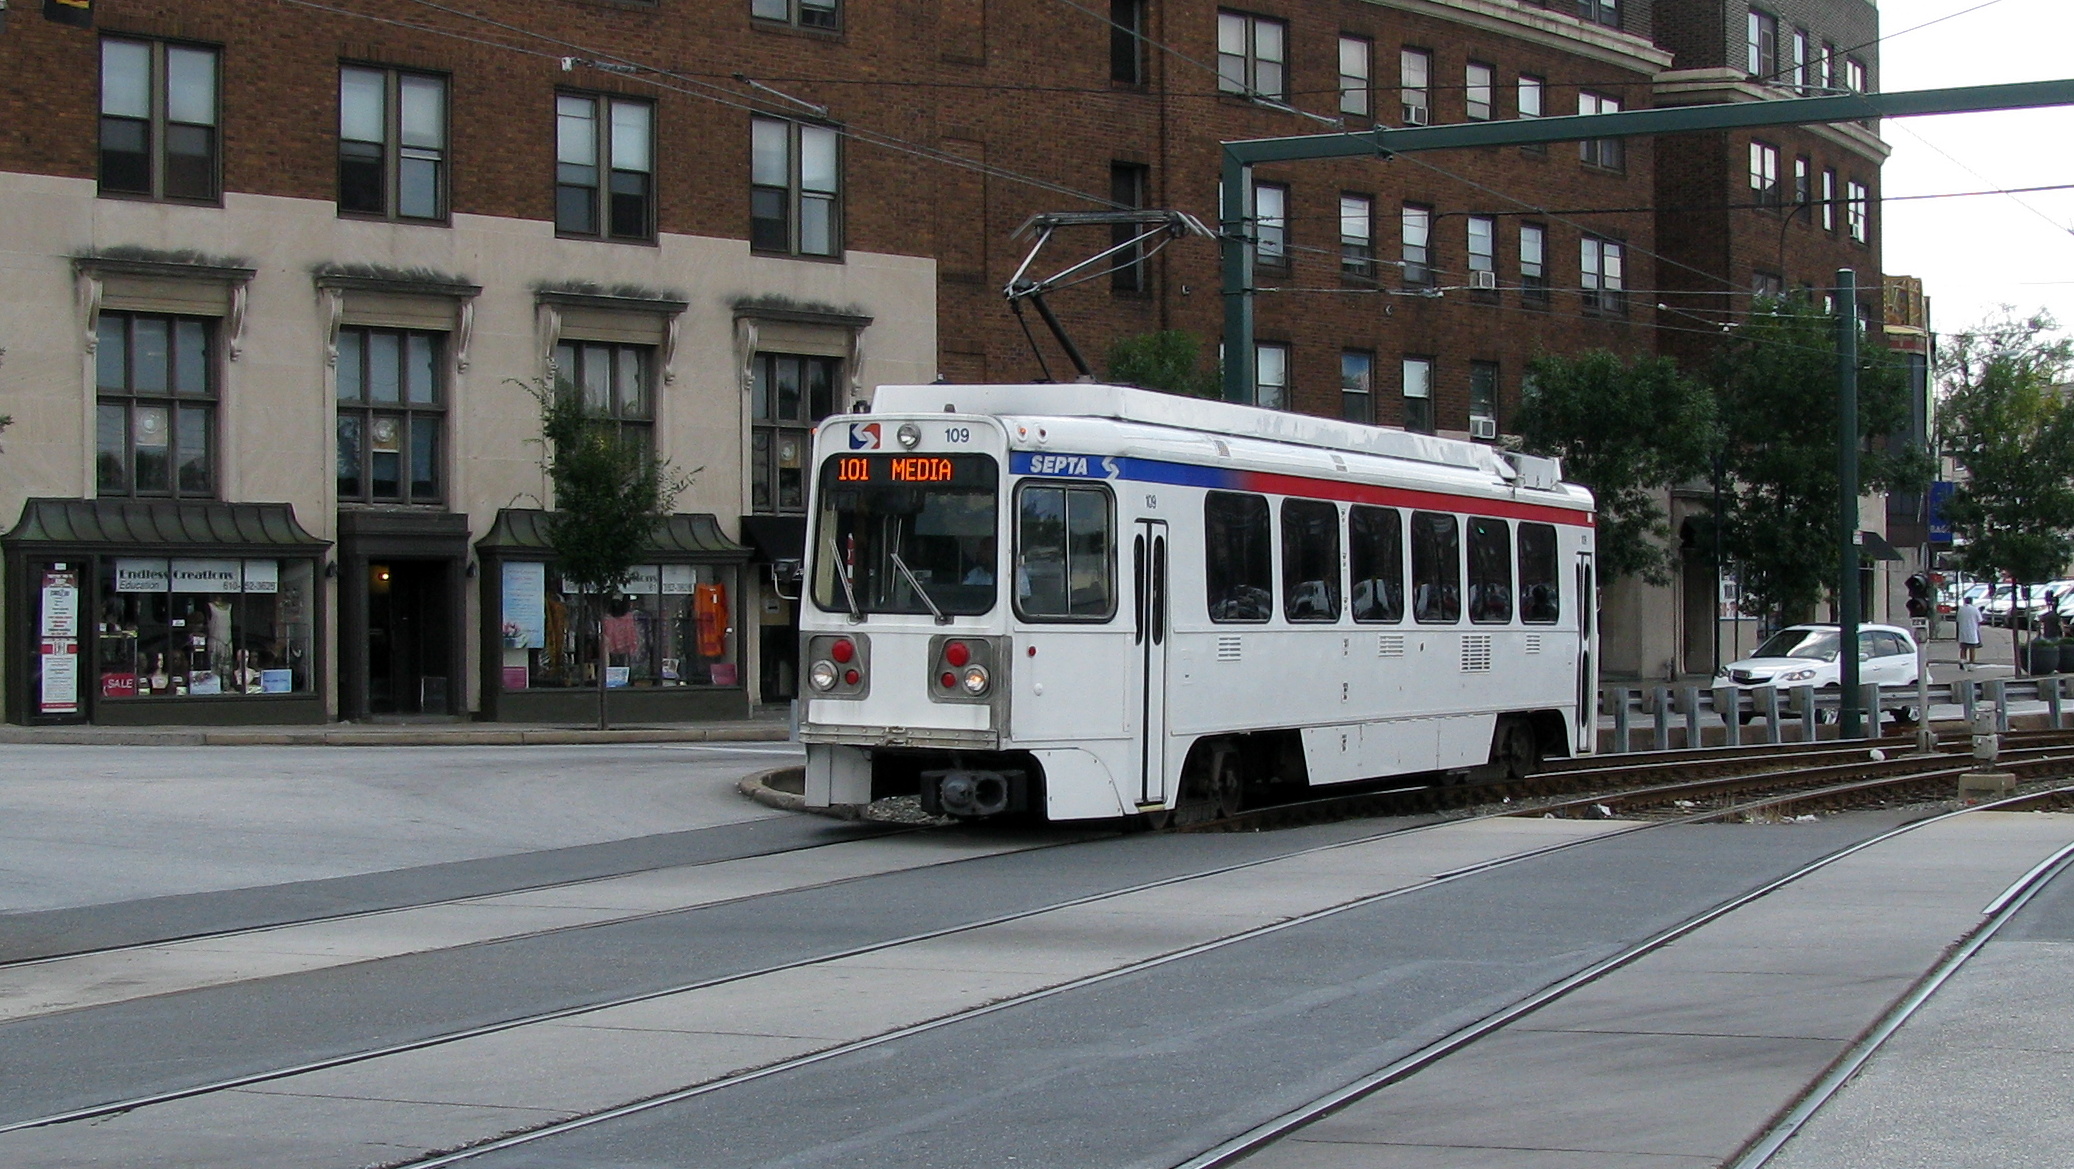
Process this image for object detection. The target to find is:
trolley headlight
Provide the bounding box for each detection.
[961,665,991,696]
[809,660,839,691]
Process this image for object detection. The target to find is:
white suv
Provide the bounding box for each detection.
[1716,624,1926,721]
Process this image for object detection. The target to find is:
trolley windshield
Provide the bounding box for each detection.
[812,453,999,617]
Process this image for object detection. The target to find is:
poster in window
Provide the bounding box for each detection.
[40,571,79,639]
[41,648,80,714]
[502,561,547,649]
[661,564,696,595]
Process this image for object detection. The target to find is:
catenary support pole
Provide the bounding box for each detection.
[1838,268,1862,740]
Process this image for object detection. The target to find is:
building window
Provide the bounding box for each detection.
[1794,155,1811,208]
[752,116,842,257]
[1338,35,1371,118]
[1254,181,1288,271]
[96,312,215,498]
[1467,215,1495,281]
[1823,42,1840,90]
[752,352,841,514]
[1750,140,1780,206]
[1256,343,1288,410]
[552,341,655,456]
[1753,271,1786,301]
[1793,28,1811,91]
[1822,167,1838,232]
[1747,9,1778,79]
[336,328,445,504]
[1217,11,1287,101]
[1847,180,1869,242]
[339,67,447,221]
[1341,350,1373,422]
[1578,91,1623,170]
[1518,74,1545,154]
[1846,58,1868,93]
[1581,236,1626,314]
[752,0,840,30]
[1111,162,1149,292]
[1520,222,1549,303]
[1400,48,1430,124]
[99,38,218,202]
[1469,361,1499,435]
[1111,0,1147,84]
[1465,61,1493,121]
[557,94,653,241]
[1340,193,1374,279]
[1402,355,1434,434]
[1577,0,1618,29]
[1401,203,1432,288]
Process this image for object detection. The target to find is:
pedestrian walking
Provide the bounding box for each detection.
[1957,595,1984,668]
[2044,591,2065,640]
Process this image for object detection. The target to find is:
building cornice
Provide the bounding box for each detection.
[1354,0,1673,75]
[1652,69,1892,162]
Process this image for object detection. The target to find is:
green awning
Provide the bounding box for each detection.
[474,508,747,560]
[3,498,326,551]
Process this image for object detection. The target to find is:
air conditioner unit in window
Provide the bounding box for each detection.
[1469,269,1498,290]
[1469,416,1499,440]
[1404,105,1429,126]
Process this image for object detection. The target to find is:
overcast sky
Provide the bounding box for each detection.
[1878,0,2074,343]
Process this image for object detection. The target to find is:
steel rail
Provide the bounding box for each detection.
[1172,784,2074,1169]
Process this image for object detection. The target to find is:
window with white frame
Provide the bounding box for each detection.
[1792,28,1811,91]
[752,116,842,257]
[1217,11,1286,100]
[1577,0,1618,29]
[1467,215,1495,280]
[1469,361,1498,434]
[1846,58,1868,93]
[1823,42,1840,89]
[1400,47,1430,124]
[1520,222,1548,303]
[1338,35,1371,118]
[1465,62,1493,121]
[1402,356,1434,434]
[1253,181,1288,270]
[1340,193,1374,279]
[100,38,219,202]
[556,94,653,241]
[1747,9,1778,79]
[1749,140,1780,205]
[751,0,839,30]
[339,67,447,221]
[1822,167,1838,232]
[1794,155,1811,207]
[1518,74,1543,118]
[1752,271,1786,301]
[1401,203,1432,287]
[1578,91,1622,170]
[1581,236,1625,314]
[1256,343,1288,410]
[1847,180,1869,242]
[1341,351,1373,422]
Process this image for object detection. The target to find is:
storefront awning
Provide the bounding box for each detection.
[737,515,807,564]
[1859,530,1905,562]
[2,498,327,550]
[475,509,747,559]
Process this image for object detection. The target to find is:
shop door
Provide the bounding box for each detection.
[368,560,451,714]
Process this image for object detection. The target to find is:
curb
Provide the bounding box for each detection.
[737,766,808,812]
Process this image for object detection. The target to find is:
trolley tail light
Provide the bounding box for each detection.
[804,634,869,698]
[929,635,999,703]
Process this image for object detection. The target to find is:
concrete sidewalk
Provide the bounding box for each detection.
[0,715,792,748]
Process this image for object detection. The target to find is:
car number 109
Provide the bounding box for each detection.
[944,427,971,443]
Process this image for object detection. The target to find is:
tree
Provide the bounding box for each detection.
[527,378,694,729]
[1711,298,1930,626]
[1513,350,1716,584]
[1105,330,1221,398]
[1936,310,2074,659]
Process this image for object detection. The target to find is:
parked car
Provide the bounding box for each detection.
[1715,623,1925,724]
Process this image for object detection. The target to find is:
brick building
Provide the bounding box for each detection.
[0,0,1891,723]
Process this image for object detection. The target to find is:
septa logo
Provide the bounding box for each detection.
[848,423,882,450]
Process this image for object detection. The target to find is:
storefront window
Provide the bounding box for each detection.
[95,557,315,697]
[499,561,738,690]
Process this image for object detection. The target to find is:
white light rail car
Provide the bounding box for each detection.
[799,383,1596,825]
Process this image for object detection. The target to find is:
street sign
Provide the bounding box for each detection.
[1928,480,1955,544]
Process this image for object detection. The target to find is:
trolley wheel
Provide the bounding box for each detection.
[1494,720,1542,783]
[1174,744,1244,826]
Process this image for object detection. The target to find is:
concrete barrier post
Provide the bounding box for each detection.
[2047,676,2064,730]
[1677,687,1702,749]
[1794,684,1818,743]
[1652,686,1671,752]
[1959,678,1977,725]
[1713,686,1742,748]
[1756,685,1781,744]
[1986,678,2009,733]
[1859,683,1882,739]
[1607,687,1631,754]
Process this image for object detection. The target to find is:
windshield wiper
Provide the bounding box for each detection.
[889,550,951,625]
[833,552,864,622]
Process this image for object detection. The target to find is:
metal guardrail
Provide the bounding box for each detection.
[1600,677,2074,753]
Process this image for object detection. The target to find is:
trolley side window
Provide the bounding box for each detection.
[1281,498,1342,622]
[1410,511,1461,623]
[1518,522,1560,624]
[1205,491,1272,623]
[1468,517,1513,624]
[1349,505,1404,623]
[1015,482,1116,622]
